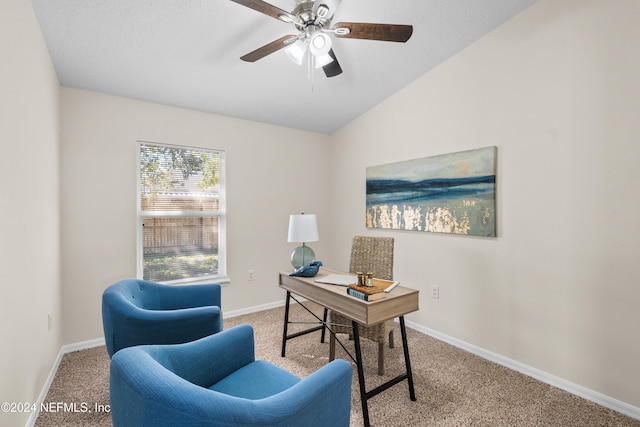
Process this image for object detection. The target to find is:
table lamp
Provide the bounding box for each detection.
[287,212,319,269]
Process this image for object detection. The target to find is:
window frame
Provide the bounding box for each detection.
[136,141,227,285]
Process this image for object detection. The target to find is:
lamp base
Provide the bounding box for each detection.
[290,245,316,269]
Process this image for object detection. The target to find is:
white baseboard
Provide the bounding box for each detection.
[25,338,106,427]
[60,337,106,353]
[404,319,640,421]
[224,300,286,319]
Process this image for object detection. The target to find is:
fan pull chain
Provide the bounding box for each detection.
[308,50,315,92]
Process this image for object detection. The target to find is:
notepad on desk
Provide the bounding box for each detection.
[314,274,357,286]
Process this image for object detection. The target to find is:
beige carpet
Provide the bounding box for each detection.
[36,302,640,426]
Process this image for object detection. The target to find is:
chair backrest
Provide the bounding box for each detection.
[349,236,394,281]
[103,279,163,310]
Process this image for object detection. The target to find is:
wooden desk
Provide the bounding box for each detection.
[279,267,419,427]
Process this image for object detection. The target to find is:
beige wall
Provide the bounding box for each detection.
[0,0,61,425]
[327,0,640,409]
[59,88,332,344]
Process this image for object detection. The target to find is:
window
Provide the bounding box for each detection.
[137,141,226,284]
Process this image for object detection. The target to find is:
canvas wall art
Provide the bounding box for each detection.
[366,147,497,237]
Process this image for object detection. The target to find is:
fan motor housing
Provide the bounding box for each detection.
[293,1,331,29]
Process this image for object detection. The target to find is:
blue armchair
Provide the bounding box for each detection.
[110,324,353,427]
[102,279,222,358]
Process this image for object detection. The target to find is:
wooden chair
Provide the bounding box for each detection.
[329,236,395,375]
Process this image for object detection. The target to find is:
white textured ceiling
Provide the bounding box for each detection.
[31,0,537,134]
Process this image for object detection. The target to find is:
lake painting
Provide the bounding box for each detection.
[366,147,497,237]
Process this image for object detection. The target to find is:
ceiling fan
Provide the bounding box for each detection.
[230,0,413,77]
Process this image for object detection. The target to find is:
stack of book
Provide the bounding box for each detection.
[347,278,396,301]
[347,284,385,301]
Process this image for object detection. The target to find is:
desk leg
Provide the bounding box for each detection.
[281,291,291,357]
[320,308,328,343]
[399,316,416,401]
[352,321,370,427]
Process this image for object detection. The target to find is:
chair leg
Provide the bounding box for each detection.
[389,329,395,349]
[329,332,336,361]
[377,342,384,375]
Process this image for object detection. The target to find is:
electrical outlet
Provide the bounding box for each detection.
[248,270,255,281]
[48,313,53,332]
[431,285,440,299]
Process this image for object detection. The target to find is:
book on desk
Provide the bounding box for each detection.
[347,286,385,301]
[346,278,398,301]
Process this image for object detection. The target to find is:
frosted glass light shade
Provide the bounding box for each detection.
[314,53,334,68]
[287,214,319,243]
[309,33,331,57]
[285,39,306,65]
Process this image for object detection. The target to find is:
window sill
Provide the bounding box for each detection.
[159,276,231,286]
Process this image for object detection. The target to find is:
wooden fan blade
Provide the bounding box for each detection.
[323,49,342,78]
[240,35,298,62]
[333,22,413,42]
[230,0,298,23]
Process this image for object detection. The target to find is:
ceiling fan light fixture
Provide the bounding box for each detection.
[231,0,412,78]
[314,52,334,69]
[316,4,330,18]
[285,39,306,65]
[309,33,331,57]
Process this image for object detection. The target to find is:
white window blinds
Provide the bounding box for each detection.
[137,142,225,283]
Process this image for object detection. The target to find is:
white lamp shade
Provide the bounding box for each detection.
[314,52,334,68]
[285,39,306,65]
[309,33,331,57]
[287,214,319,243]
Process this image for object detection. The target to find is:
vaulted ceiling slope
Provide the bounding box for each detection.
[32,0,538,134]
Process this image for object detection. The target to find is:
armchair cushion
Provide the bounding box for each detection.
[110,324,352,427]
[208,360,300,399]
[102,279,222,357]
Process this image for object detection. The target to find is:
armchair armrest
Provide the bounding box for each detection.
[157,283,221,310]
[116,304,221,347]
[123,303,221,329]
[248,359,353,426]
